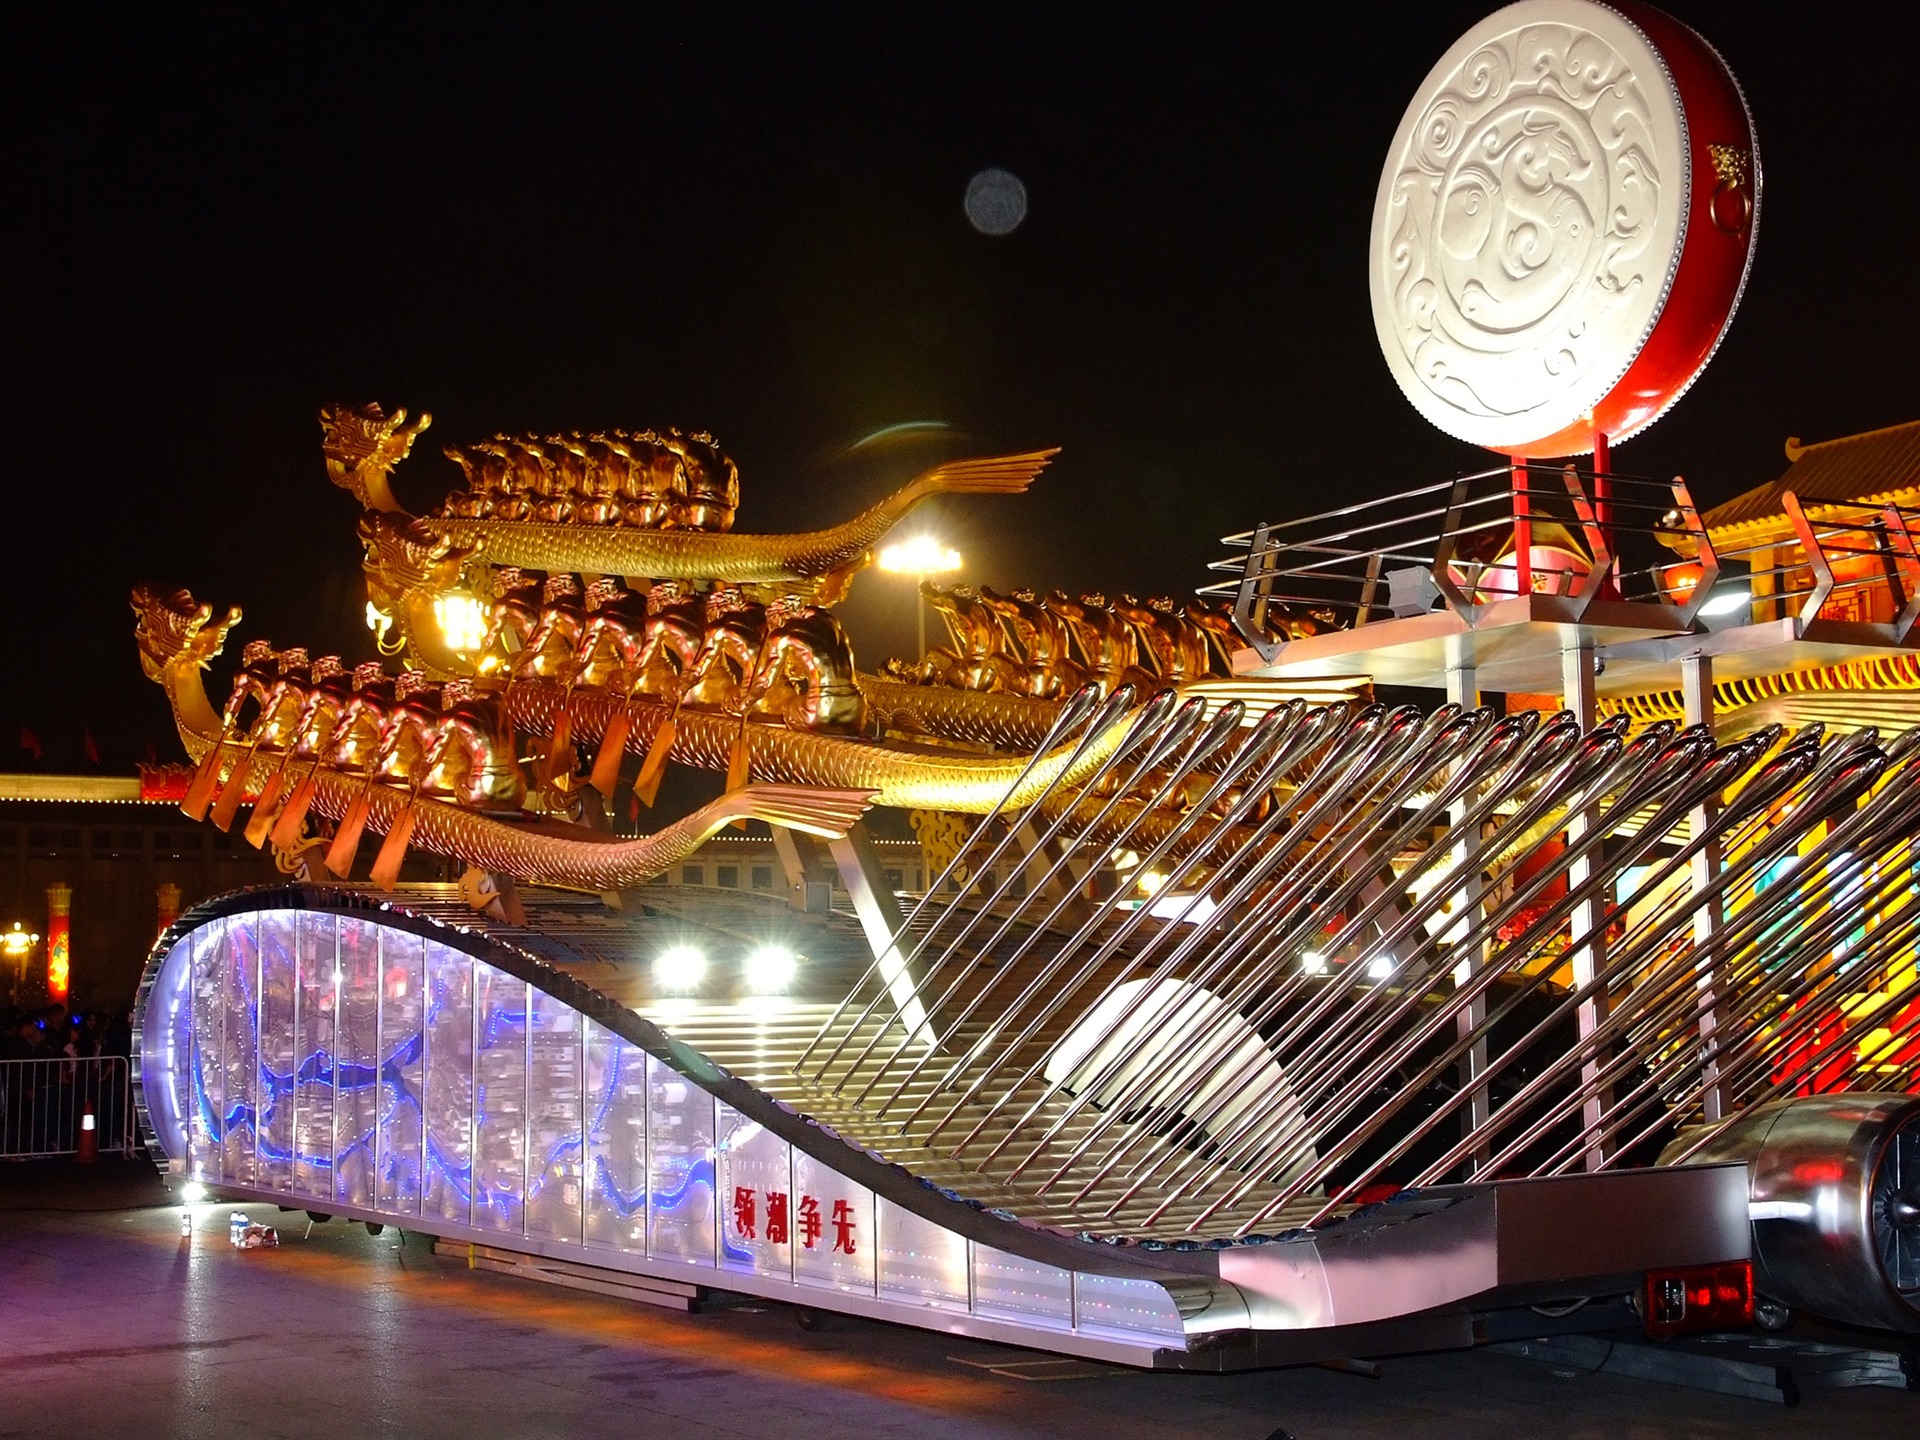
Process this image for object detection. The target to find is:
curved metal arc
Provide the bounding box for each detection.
[1031,705,1524,1199]
[1128,726,1677,1223]
[885,697,1291,1129]
[918,700,1344,1159]
[795,682,1106,1078]
[984,703,1483,1187]
[1337,742,1897,1213]
[851,690,1214,1114]
[1179,729,1791,1228]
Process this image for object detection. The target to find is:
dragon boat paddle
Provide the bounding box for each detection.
[588,692,635,796]
[632,682,690,810]
[240,752,299,847]
[544,696,575,788]
[180,730,239,821]
[267,756,328,851]
[369,750,446,890]
[726,627,784,797]
[324,760,387,878]
[208,732,279,831]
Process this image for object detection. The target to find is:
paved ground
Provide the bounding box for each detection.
[1,1161,1916,1439]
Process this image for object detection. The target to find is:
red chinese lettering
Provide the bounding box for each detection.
[832,1198,857,1255]
[765,1190,790,1245]
[797,1194,823,1250]
[731,1184,757,1240]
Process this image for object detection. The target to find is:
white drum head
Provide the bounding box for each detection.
[1370,0,1688,453]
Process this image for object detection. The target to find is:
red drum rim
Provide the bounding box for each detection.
[1370,0,1760,458]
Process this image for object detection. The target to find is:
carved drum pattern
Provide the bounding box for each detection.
[1370,0,1758,456]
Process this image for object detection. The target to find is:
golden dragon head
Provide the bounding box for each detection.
[131,584,242,682]
[358,511,480,625]
[321,402,432,513]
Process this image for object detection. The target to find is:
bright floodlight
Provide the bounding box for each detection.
[1698,586,1752,618]
[745,946,798,994]
[434,592,490,653]
[1301,952,1329,976]
[180,1180,206,1205]
[1367,956,1395,981]
[653,945,707,993]
[877,535,962,575]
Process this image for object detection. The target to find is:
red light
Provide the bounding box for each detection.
[1643,1261,1753,1338]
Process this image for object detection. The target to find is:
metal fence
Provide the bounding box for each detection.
[0,1057,137,1160]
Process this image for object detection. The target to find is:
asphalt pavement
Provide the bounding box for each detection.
[1,1160,1915,1439]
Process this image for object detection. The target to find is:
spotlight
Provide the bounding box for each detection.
[653,945,707,993]
[180,1180,206,1205]
[745,946,798,994]
[1698,586,1751,618]
[1367,956,1394,981]
[1301,952,1329,976]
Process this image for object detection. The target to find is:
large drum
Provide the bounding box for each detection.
[1370,0,1760,457]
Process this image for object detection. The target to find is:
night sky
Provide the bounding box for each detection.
[7,2,1919,770]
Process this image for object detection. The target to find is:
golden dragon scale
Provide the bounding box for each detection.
[424,450,1060,583]
[509,682,1134,810]
[260,752,871,891]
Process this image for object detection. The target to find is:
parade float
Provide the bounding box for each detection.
[132,0,1917,1376]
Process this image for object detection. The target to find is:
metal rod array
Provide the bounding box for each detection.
[798,697,1920,1237]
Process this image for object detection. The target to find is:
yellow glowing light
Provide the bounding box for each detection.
[365,601,394,642]
[1136,870,1168,896]
[1,922,37,958]
[876,535,963,575]
[434,592,489,654]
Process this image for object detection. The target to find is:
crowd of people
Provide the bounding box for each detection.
[0,1004,135,1155]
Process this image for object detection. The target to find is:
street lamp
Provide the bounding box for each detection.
[876,534,963,660]
[2,922,39,1005]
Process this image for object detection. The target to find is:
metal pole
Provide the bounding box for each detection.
[1445,639,1490,1169]
[1562,639,1607,1170]
[915,574,927,661]
[1682,655,1728,1122]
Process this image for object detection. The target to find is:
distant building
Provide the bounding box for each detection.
[0,769,942,1011]
[0,769,279,1012]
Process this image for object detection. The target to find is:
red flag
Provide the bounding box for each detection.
[83,730,100,766]
[19,726,42,762]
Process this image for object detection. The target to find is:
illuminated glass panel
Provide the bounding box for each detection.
[1071,1272,1185,1341]
[473,966,528,1234]
[972,1246,1072,1329]
[138,929,194,1162]
[139,906,1190,1353]
[716,1102,792,1280]
[525,988,582,1244]
[220,914,259,1185]
[646,1054,714,1266]
[187,919,223,1181]
[792,1150,875,1295]
[291,913,336,1200]
[422,941,473,1225]
[333,917,381,1208]
[257,911,297,1193]
[584,1020,647,1253]
[878,1198,969,1311]
[377,928,425,1217]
